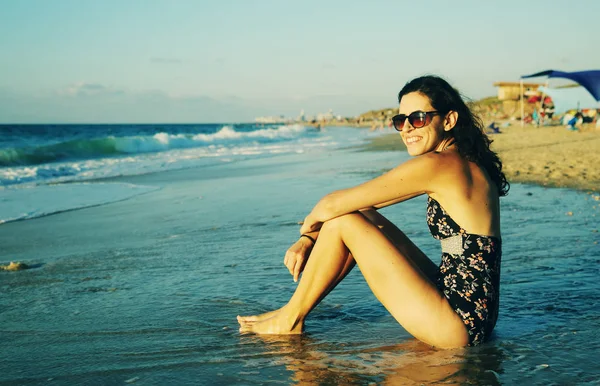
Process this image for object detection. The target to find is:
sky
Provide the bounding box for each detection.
[0,0,598,123]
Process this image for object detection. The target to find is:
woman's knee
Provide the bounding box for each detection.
[321,212,370,236]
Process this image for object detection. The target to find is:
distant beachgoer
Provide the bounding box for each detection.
[487,121,501,134]
[385,117,393,129]
[369,120,379,131]
[238,75,509,348]
[566,112,583,131]
[369,113,386,131]
[543,104,555,121]
[532,108,540,127]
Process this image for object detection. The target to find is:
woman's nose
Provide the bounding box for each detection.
[403,120,416,132]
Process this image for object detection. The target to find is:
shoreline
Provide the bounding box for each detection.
[355,123,600,193]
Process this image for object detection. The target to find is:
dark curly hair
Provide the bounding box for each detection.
[398,75,510,196]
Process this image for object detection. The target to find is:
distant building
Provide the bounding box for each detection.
[256,108,341,124]
[316,109,334,122]
[255,115,292,124]
[493,82,543,101]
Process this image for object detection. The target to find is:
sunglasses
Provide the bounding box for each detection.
[392,111,440,132]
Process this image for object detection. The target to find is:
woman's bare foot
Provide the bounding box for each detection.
[237,307,282,323]
[238,311,304,334]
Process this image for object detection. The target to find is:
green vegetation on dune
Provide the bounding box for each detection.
[356,96,527,124]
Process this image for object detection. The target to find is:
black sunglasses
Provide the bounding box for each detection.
[392,111,440,131]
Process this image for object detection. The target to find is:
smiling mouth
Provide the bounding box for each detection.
[405,136,422,144]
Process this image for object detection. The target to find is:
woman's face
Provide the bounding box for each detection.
[397,92,450,156]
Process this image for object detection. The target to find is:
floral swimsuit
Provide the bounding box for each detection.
[426,196,502,346]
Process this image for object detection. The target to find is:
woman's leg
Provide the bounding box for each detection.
[239,212,468,348]
[237,251,356,323]
[237,223,357,332]
[333,213,468,347]
[360,208,439,281]
[239,209,436,323]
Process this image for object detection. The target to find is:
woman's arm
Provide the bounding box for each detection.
[371,191,424,209]
[300,152,448,234]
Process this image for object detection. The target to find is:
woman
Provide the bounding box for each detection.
[238,75,509,348]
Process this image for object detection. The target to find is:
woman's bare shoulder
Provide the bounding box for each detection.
[411,150,468,177]
[427,150,496,203]
[419,150,479,193]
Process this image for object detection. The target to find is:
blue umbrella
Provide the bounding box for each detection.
[521,70,600,101]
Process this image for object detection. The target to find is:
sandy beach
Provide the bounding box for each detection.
[362,123,600,192]
[489,123,600,192]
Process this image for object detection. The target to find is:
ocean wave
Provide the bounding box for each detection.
[0,125,368,188]
[0,140,318,187]
[0,124,309,167]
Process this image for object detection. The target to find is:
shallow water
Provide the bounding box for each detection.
[1,147,599,385]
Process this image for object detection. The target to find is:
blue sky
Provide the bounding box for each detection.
[0,0,598,123]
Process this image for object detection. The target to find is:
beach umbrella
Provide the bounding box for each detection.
[538,86,600,115]
[521,70,600,101]
[518,69,600,125]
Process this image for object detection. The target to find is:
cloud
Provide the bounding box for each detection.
[150,57,183,64]
[56,82,125,97]
[0,85,258,123]
[0,83,386,123]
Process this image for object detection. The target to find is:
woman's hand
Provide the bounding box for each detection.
[284,236,315,282]
[299,214,322,235]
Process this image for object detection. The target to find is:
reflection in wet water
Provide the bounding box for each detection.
[239,335,506,385]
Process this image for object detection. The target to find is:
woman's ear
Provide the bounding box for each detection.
[444,111,458,131]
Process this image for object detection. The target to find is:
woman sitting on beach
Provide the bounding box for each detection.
[238,75,509,348]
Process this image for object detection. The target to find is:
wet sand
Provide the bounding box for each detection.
[360,123,600,192]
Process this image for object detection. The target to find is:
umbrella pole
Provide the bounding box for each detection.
[520,79,524,127]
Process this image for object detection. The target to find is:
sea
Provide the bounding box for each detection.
[1,123,599,385]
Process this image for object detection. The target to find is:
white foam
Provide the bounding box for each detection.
[109,125,309,153]
[0,182,159,224]
[0,126,372,187]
